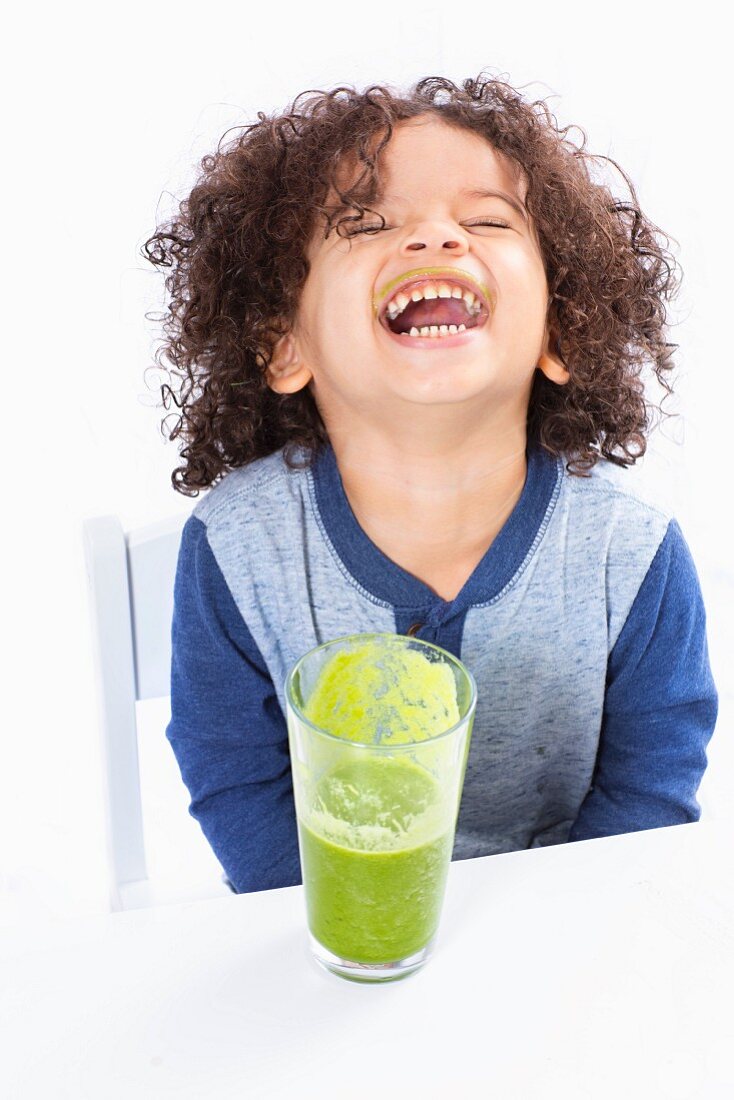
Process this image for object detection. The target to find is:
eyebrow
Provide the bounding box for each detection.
[459,187,528,222]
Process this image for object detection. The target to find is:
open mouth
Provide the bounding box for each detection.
[377,275,492,340]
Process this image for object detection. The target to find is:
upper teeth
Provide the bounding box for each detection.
[385,281,483,321]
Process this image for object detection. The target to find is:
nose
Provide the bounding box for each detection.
[401,221,470,255]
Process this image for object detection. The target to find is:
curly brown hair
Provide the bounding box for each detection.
[142,71,682,497]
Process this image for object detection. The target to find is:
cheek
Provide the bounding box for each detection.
[313,280,371,347]
[494,254,547,323]
[298,294,366,377]
[498,241,546,284]
[294,279,337,354]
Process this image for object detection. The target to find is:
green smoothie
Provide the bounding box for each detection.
[296,637,462,964]
[298,756,453,963]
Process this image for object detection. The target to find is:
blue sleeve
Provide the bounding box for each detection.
[165,515,302,892]
[568,518,719,842]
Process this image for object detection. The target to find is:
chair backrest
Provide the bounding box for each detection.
[82,512,187,909]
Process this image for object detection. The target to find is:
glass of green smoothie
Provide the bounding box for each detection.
[285,631,477,983]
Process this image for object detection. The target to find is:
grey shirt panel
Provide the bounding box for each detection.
[456,470,670,856]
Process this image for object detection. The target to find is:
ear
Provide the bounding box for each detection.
[265,331,313,394]
[537,327,570,385]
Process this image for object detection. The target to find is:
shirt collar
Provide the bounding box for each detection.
[307,435,563,617]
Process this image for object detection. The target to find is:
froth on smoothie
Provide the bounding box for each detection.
[302,637,460,746]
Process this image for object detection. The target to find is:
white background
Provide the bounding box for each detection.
[2,0,731,923]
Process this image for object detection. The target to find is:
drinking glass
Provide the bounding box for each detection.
[285,631,477,983]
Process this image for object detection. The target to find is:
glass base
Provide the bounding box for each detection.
[309,932,433,983]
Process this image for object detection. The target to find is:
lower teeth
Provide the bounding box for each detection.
[406,323,467,338]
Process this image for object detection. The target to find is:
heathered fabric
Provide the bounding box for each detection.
[166,438,719,893]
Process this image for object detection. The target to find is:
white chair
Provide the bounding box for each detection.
[82,512,231,912]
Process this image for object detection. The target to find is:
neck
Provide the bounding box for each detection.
[328,420,529,556]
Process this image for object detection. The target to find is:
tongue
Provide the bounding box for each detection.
[392,297,474,334]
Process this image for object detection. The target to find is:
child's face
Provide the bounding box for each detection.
[266,115,565,432]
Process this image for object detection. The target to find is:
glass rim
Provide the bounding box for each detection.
[284,631,478,749]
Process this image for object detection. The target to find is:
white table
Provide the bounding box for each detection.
[2,821,733,1100]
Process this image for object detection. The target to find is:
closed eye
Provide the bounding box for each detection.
[344,218,511,237]
[343,224,391,237]
[463,219,511,229]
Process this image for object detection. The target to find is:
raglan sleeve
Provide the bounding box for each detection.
[568,517,719,842]
[165,513,302,892]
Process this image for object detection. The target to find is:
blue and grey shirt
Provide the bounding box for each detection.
[166,438,719,893]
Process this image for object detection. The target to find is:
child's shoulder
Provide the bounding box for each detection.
[190,445,307,529]
[557,455,682,646]
[557,452,678,582]
[560,452,674,525]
